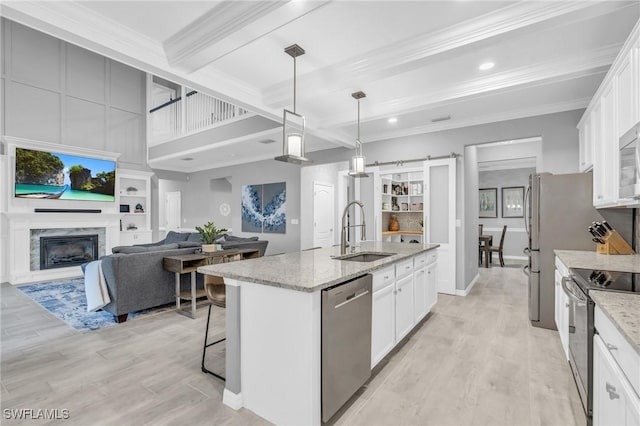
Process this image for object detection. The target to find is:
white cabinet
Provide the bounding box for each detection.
[616,49,637,138]
[593,334,640,426]
[579,23,639,207]
[554,269,570,359]
[371,265,396,367]
[119,230,152,246]
[426,261,438,312]
[413,267,427,323]
[394,273,414,342]
[554,257,570,359]
[118,169,153,245]
[414,251,438,323]
[579,113,593,172]
[371,252,437,368]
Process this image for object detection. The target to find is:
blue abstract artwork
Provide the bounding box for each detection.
[241,182,286,234]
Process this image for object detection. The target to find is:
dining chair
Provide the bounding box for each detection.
[478,224,484,265]
[488,225,507,267]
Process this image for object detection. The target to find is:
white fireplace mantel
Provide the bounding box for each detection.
[3,212,122,284]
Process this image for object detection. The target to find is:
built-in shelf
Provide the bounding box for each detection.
[382,231,423,236]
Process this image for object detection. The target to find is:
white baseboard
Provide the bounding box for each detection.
[503,255,527,261]
[223,389,243,410]
[456,273,479,296]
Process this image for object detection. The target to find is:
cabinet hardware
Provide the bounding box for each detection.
[606,343,618,351]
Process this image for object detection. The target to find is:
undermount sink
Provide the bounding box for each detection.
[333,252,395,262]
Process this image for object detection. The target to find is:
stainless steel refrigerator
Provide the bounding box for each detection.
[525,172,633,330]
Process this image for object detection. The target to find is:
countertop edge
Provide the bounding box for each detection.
[590,291,640,357]
[198,244,440,292]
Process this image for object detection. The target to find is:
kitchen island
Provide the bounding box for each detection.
[198,241,439,425]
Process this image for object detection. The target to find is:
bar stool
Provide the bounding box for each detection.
[201,272,227,380]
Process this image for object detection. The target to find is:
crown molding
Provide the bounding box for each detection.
[0,1,166,65]
[164,1,288,71]
[362,98,590,143]
[263,0,599,106]
[163,0,332,72]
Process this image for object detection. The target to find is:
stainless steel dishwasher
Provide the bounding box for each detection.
[321,274,372,422]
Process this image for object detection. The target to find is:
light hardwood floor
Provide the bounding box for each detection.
[1,262,585,425]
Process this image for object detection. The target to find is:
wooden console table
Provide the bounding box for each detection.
[163,248,259,318]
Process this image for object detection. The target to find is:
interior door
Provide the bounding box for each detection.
[424,158,456,295]
[165,191,181,230]
[313,182,335,248]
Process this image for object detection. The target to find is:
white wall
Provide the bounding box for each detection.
[183,159,302,256]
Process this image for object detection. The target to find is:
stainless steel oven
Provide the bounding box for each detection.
[562,275,594,425]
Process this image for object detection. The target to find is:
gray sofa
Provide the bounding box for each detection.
[98,231,268,322]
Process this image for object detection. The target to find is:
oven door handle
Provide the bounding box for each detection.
[562,276,587,305]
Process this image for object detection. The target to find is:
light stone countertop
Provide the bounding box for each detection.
[198,241,439,292]
[590,291,640,356]
[554,249,640,273]
[554,249,640,356]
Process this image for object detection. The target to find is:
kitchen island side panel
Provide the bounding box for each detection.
[240,280,322,426]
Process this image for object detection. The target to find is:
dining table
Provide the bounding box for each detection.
[479,235,493,268]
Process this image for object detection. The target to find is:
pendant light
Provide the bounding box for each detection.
[349,91,368,177]
[275,44,312,165]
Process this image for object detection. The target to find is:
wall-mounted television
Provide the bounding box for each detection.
[14,147,116,202]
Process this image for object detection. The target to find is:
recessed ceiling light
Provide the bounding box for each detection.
[479,62,495,71]
[181,157,194,161]
[388,117,398,124]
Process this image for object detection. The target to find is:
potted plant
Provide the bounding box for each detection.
[195,221,228,253]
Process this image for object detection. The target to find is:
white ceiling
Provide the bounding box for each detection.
[2,1,639,172]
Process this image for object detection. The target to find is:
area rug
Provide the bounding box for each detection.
[17,278,174,331]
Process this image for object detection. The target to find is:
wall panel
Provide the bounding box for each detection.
[6,82,60,142]
[66,44,105,103]
[66,96,106,149]
[10,22,60,90]
[108,108,144,167]
[110,61,144,113]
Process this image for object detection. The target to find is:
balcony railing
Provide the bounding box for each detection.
[149,90,249,145]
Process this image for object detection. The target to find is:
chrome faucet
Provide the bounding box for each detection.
[341,200,367,255]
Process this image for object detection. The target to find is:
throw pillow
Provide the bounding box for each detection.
[214,235,226,243]
[165,231,189,244]
[116,245,155,254]
[225,235,259,242]
[186,233,202,243]
[178,241,202,248]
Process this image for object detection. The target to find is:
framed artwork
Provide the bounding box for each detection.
[241,182,287,233]
[502,186,525,218]
[479,188,497,218]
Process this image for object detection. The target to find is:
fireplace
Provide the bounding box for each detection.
[40,235,99,270]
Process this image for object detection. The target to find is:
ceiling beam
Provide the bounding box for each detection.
[319,44,619,129]
[262,1,611,108]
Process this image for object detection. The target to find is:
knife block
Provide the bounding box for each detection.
[596,230,635,255]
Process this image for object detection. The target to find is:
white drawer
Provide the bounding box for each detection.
[414,253,427,270]
[426,250,437,265]
[396,258,414,279]
[595,304,640,397]
[372,265,395,293]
